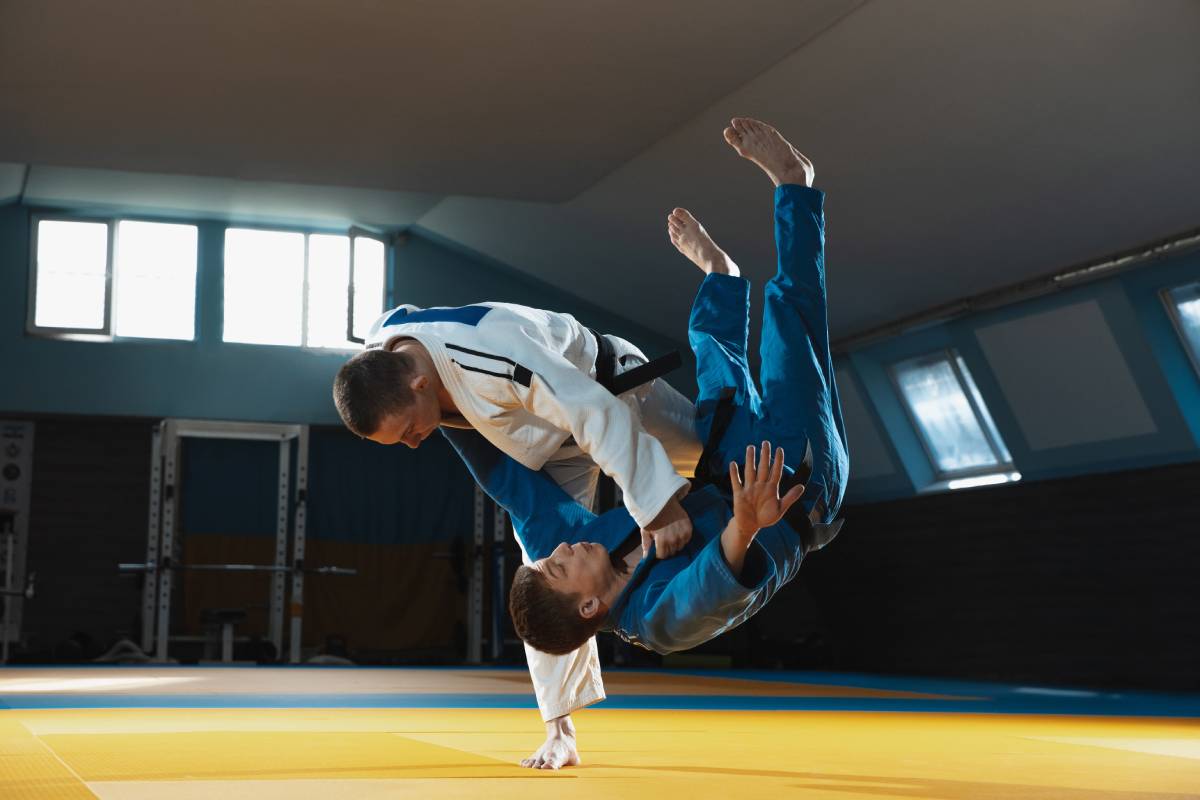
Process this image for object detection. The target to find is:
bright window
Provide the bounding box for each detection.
[113,221,198,340]
[32,220,110,331]
[31,218,198,340]
[352,237,386,342]
[223,229,306,346]
[224,228,386,348]
[1164,282,1200,377]
[305,234,352,348]
[892,351,1016,478]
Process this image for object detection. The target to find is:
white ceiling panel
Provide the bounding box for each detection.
[974,300,1157,450]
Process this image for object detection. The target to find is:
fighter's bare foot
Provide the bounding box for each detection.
[723,118,814,188]
[667,208,740,277]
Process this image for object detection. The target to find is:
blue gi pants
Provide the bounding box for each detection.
[690,184,848,520]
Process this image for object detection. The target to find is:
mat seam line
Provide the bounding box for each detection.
[24,720,98,799]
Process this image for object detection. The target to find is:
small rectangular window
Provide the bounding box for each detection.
[113,221,198,340]
[891,351,1016,479]
[32,219,110,331]
[352,237,386,342]
[223,228,306,346]
[1163,282,1200,378]
[224,228,386,349]
[30,216,199,341]
[305,233,352,348]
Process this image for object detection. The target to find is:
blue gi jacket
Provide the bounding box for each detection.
[443,184,848,655]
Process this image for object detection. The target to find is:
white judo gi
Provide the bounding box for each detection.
[365,301,701,719]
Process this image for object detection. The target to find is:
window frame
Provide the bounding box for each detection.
[220,224,388,351]
[26,214,117,339]
[1161,281,1200,381]
[346,226,387,346]
[888,349,1016,481]
[27,213,202,343]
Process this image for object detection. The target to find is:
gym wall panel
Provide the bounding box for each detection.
[973,299,1156,449]
[182,439,281,537]
[10,414,478,661]
[20,417,152,653]
[804,458,1200,691]
[835,366,895,479]
[306,427,474,546]
[181,535,463,655]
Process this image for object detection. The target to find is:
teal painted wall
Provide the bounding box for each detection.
[841,250,1200,502]
[0,204,693,424]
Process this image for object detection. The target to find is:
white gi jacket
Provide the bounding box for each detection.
[365,301,692,528]
[365,301,701,720]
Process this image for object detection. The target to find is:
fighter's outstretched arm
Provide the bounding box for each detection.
[723,442,805,578]
[439,429,600,768]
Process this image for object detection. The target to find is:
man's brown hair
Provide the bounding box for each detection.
[509,565,606,655]
[332,349,418,437]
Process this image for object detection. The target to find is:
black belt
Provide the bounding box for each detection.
[588,328,682,397]
[689,387,842,555]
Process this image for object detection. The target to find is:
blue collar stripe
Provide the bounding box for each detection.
[384,305,492,327]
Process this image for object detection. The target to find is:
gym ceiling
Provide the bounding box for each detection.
[2,0,1198,341]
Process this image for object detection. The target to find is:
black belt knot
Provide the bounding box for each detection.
[588,328,682,397]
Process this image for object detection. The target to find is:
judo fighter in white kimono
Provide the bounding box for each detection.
[333,286,703,767]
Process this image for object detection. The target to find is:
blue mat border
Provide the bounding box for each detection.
[3,667,1198,717]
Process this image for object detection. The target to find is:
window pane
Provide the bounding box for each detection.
[894,357,999,474]
[352,237,386,341]
[223,229,305,345]
[113,221,198,340]
[34,220,108,329]
[305,234,351,348]
[1167,283,1200,370]
[955,355,1012,463]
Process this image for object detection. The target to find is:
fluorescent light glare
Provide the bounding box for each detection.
[0,676,200,693]
[947,473,1014,490]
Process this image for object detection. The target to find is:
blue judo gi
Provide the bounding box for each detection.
[443,184,849,654]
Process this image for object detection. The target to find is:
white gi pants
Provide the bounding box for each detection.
[520,337,701,720]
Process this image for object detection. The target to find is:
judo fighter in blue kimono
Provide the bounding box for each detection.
[444,118,849,657]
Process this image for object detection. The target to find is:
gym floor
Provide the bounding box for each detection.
[1,667,1197,798]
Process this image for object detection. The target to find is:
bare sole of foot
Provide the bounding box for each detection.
[667,208,740,277]
[723,117,814,187]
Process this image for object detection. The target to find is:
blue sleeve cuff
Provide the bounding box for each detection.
[774,183,824,213]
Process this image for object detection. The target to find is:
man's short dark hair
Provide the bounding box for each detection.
[332,349,418,437]
[509,564,606,655]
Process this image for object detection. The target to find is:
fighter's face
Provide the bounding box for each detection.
[532,541,612,600]
[366,382,442,448]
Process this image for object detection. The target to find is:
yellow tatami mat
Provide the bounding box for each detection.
[1,668,1198,798]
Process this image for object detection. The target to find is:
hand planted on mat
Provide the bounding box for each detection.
[521,715,580,770]
[730,441,805,539]
[640,496,693,558]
